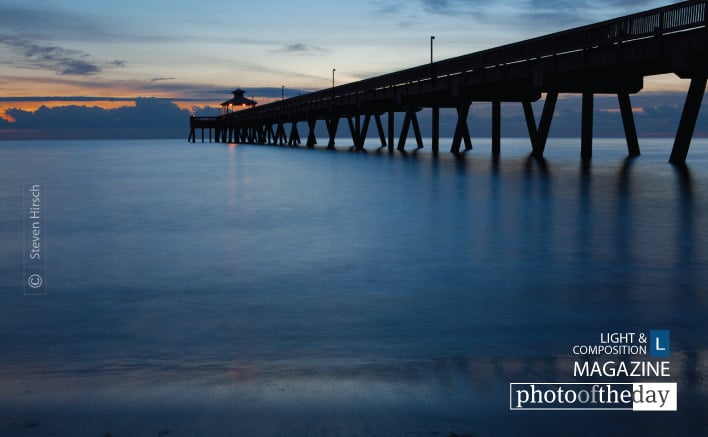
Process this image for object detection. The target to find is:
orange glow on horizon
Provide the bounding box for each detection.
[174,101,222,115]
[600,107,645,114]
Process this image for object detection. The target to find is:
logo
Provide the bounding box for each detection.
[27,274,43,288]
[650,330,670,357]
[511,329,676,412]
[509,383,677,411]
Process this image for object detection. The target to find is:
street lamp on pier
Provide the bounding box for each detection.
[430,35,435,64]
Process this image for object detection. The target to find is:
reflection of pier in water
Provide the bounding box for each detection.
[189,1,707,164]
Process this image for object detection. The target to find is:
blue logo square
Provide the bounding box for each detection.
[650,330,670,357]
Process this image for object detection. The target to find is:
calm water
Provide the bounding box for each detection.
[1,138,707,435]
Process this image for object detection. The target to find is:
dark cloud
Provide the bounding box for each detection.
[2,92,705,141]
[5,98,189,134]
[287,43,308,53]
[496,0,675,30]
[58,59,101,76]
[0,34,102,76]
[372,1,405,15]
[396,15,420,27]
[374,0,676,31]
[151,77,177,82]
[421,0,457,15]
[0,4,176,45]
[0,5,104,40]
[274,43,326,55]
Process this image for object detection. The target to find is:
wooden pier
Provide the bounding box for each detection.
[189,0,707,163]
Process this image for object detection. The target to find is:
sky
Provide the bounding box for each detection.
[0,0,702,138]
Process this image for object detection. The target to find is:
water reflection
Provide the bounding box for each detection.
[673,164,698,297]
[1,139,708,435]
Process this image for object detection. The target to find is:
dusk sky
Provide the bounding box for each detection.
[0,0,698,129]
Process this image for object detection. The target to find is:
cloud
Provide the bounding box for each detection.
[274,42,326,55]
[396,15,420,27]
[493,0,673,30]
[0,34,102,76]
[372,0,673,32]
[0,5,103,40]
[0,4,179,45]
[371,1,405,14]
[286,43,308,53]
[59,59,100,76]
[421,0,457,14]
[2,98,190,133]
[1,91,705,140]
[151,77,177,82]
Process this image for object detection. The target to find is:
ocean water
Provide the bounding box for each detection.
[0,138,707,436]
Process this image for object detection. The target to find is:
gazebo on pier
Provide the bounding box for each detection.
[221,88,257,115]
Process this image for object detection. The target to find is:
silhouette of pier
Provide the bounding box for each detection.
[189,1,707,163]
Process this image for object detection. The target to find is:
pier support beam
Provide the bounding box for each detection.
[581,92,593,161]
[347,114,371,150]
[397,109,423,151]
[537,92,557,156]
[275,122,287,145]
[374,114,387,148]
[326,117,339,149]
[288,122,301,146]
[618,93,640,157]
[411,111,423,149]
[522,101,536,151]
[492,101,501,156]
[523,92,557,157]
[306,119,317,147]
[432,106,440,153]
[670,77,707,165]
[451,99,472,154]
[347,116,359,150]
[263,123,275,144]
[387,111,395,152]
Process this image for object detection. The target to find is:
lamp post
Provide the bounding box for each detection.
[281,85,284,101]
[329,69,337,149]
[430,35,435,64]
[431,36,438,153]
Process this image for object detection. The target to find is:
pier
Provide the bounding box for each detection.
[189,1,707,163]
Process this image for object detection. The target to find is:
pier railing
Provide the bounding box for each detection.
[190,115,220,123]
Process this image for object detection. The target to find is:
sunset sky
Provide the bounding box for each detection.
[0,0,698,131]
